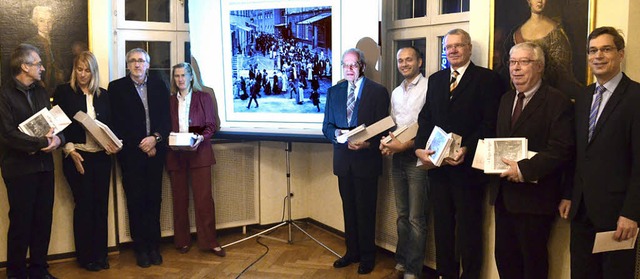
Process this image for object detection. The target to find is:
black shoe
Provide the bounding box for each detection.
[357,262,374,274]
[136,252,151,268]
[333,256,359,268]
[41,272,58,279]
[83,262,101,272]
[96,257,110,269]
[149,249,163,265]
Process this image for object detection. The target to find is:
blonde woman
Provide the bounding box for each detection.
[53,51,118,271]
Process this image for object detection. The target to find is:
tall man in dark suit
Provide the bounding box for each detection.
[108,48,170,268]
[0,44,63,279]
[570,26,640,279]
[490,42,574,279]
[414,29,505,279]
[322,48,390,275]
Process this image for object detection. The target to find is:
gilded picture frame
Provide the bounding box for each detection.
[491,0,596,96]
[0,1,89,96]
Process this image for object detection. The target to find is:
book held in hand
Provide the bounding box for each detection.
[73,111,123,150]
[416,125,462,169]
[337,116,395,144]
[381,121,419,144]
[18,105,71,137]
[482,137,528,174]
[169,132,203,151]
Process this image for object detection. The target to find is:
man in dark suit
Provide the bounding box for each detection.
[490,42,574,279]
[414,28,505,279]
[108,48,170,268]
[570,26,640,279]
[0,44,63,279]
[322,48,390,275]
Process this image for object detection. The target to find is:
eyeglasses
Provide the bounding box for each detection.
[443,43,468,51]
[508,59,536,66]
[341,63,360,69]
[26,61,43,68]
[587,46,618,56]
[127,59,147,64]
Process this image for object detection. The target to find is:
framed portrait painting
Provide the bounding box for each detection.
[491,0,594,99]
[0,1,89,96]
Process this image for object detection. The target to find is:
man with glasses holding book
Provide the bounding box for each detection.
[0,44,63,279]
[414,29,505,279]
[490,41,574,279]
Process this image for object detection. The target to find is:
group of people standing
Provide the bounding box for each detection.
[323,26,639,279]
[0,44,224,279]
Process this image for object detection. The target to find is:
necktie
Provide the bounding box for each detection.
[588,85,606,141]
[511,92,525,128]
[450,70,460,93]
[346,84,356,124]
[26,90,36,112]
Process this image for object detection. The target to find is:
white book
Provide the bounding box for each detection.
[348,116,395,143]
[18,105,71,137]
[169,132,202,151]
[483,137,528,174]
[336,124,365,144]
[416,126,462,169]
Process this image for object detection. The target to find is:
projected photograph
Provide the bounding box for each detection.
[229,5,332,115]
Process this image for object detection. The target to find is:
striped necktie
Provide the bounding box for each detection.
[450,70,460,92]
[346,84,356,124]
[588,85,606,142]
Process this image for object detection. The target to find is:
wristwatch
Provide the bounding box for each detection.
[153,132,162,143]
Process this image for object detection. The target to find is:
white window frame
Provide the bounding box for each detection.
[382,0,469,87]
[115,0,189,31]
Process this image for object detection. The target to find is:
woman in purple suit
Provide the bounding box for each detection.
[166,62,225,257]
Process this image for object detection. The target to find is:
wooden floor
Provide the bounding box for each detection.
[0,222,437,279]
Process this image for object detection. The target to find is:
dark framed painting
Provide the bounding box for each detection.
[0,1,89,96]
[491,0,594,98]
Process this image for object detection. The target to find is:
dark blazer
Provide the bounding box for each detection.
[489,83,575,214]
[107,75,170,162]
[570,73,640,228]
[166,91,216,171]
[0,78,65,178]
[415,62,505,182]
[322,77,390,177]
[53,84,111,145]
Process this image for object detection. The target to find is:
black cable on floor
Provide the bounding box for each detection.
[234,237,269,279]
[234,194,288,278]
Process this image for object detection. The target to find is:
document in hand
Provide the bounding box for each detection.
[416,125,462,169]
[592,229,640,253]
[336,116,395,144]
[169,132,202,151]
[73,111,123,150]
[18,105,72,137]
[482,138,528,174]
[381,122,419,144]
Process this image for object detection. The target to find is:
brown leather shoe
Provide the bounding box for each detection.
[178,246,190,254]
[212,246,226,257]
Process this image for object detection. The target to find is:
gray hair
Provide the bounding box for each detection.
[510,42,545,67]
[126,48,151,64]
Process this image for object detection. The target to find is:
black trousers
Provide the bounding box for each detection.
[3,171,54,279]
[570,200,637,279]
[494,195,554,279]
[119,153,164,254]
[429,173,484,279]
[62,150,112,265]
[337,174,379,264]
